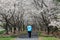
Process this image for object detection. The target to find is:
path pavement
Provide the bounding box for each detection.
[15,32,38,40]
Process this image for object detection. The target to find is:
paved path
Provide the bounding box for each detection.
[15,32,38,40]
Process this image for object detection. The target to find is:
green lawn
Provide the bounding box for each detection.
[0,35,15,40]
[0,30,15,40]
[0,38,14,40]
[38,31,60,40]
[42,37,60,40]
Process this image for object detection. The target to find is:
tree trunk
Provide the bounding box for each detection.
[10,27,12,32]
[18,27,20,32]
[14,27,16,34]
[5,23,9,34]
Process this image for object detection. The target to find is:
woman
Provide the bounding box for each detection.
[27,25,32,38]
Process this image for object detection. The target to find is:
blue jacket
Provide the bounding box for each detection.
[27,25,32,31]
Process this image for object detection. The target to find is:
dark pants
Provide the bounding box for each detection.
[28,31,31,38]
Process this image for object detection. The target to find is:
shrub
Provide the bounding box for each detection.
[0,30,5,34]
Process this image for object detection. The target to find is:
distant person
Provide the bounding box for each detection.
[27,25,32,38]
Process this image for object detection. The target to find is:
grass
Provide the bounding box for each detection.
[38,31,42,36]
[0,30,6,34]
[0,35,16,40]
[0,31,27,40]
[19,31,27,35]
[42,37,60,40]
[0,38,14,40]
[0,30,16,40]
[38,31,60,40]
[56,0,60,2]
